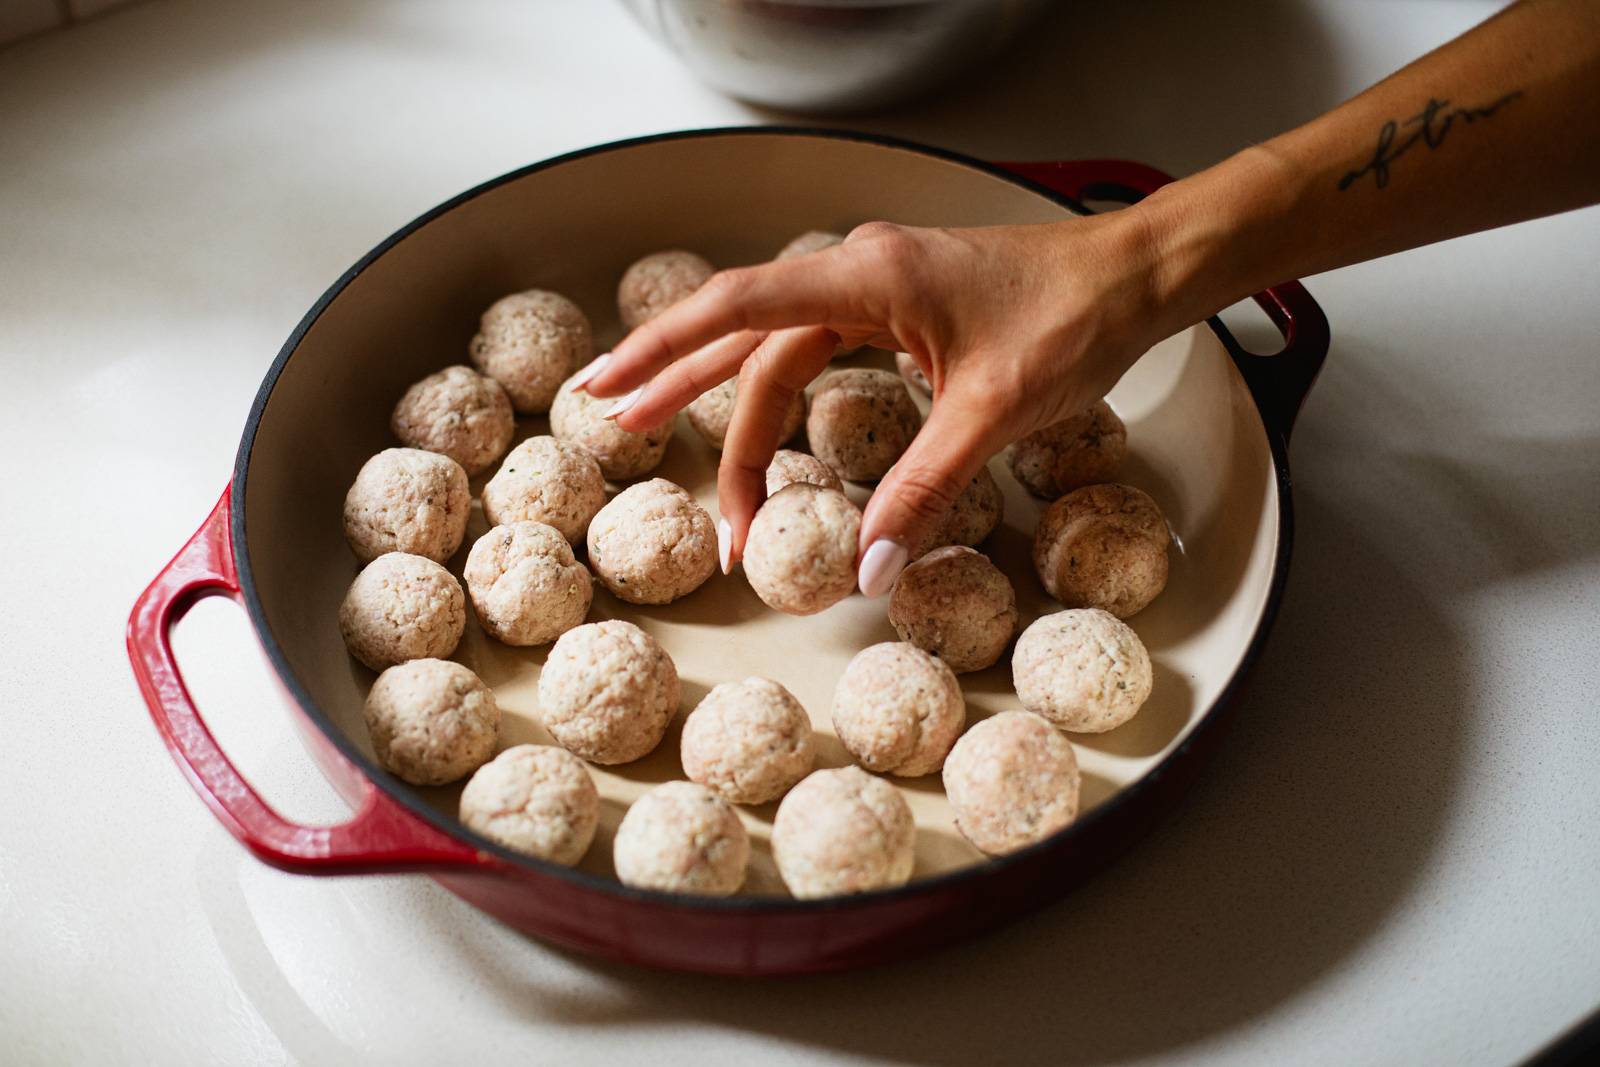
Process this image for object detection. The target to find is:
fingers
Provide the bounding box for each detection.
[856,393,1005,597]
[595,240,896,396]
[716,325,840,569]
[604,330,765,433]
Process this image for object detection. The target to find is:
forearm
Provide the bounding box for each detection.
[1134,0,1600,330]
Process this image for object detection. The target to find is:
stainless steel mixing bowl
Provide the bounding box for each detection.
[618,0,1055,113]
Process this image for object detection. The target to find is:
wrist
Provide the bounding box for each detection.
[1127,145,1306,335]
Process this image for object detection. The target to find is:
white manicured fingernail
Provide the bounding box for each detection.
[858,539,908,598]
[717,520,733,574]
[569,353,611,392]
[602,386,642,420]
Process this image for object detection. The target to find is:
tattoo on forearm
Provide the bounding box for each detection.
[1337,91,1523,191]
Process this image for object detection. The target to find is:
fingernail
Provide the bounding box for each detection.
[717,520,733,574]
[569,353,611,393]
[602,386,642,421]
[858,539,908,598]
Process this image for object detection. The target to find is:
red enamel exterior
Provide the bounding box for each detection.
[126,488,488,874]
[126,146,1330,975]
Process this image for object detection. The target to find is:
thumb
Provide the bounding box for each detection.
[856,395,1001,597]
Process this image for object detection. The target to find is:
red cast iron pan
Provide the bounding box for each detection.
[127,128,1328,976]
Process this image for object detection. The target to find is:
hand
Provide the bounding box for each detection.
[579,212,1176,596]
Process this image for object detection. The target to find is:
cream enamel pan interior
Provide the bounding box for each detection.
[237,131,1279,900]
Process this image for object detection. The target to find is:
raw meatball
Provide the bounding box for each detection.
[613,781,750,896]
[459,744,599,866]
[912,466,1004,558]
[389,365,514,475]
[586,479,716,605]
[806,369,921,481]
[771,766,915,899]
[363,658,499,786]
[338,552,465,671]
[549,371,673,480]
[765,449,843,496]
[617,250,714,330]
[1033,482,1171,617]
[776,230,843,259]
[742,484,861,616]
[537,620,680,764]
[470,289,592,414]
[943,710,1080,856]
[831,642,965,777]
[463,521,593,646]
[680,677,815,804]
[342,447,470,565]
[481,435,606,544]
[1009,400,1128,499]
[895,350,931,395]
[1013,608,1153,733]
[685,378,805,450]
[888,546,1018,673]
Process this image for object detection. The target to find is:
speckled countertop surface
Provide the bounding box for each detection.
[2,1,1597,1063]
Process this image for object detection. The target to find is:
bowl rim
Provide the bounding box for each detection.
[231,124,1296,914]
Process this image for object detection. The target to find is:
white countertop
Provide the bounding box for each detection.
[3,1,1598,1064]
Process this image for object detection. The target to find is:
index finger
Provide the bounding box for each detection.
[599,244,878,393]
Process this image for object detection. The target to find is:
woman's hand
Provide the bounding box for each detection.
[574,0,1600,598]
[577,211,1180,596]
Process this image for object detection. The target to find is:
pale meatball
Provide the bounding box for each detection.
[771,767,915,899]
[480,435,606,544]
[943,710,1080,856]
[613,781,750,896]
[765,449,843,496]
[459,745,599,866]
[537,620,680,764]
[549,371,673,480]
[776,230,843,259]
[1033,482,1171,617]
[586,479,717,605]
[389,365,514,476]
[338,553,465,671]
[617,250,714,330]
[806,369,921,481]
[742,484,861,616]
[342,448,470,565]
[470,289,593,414]
[685,378,805,451]
[831,642,965,777]
[1009,400,1128,499]
[463,522,593,647]
[895,350,931,395]
[680,677,815,805]
[1013,608,1153,733]
[912,466,1004,558]
[363,658,499,786]
[887,546,1018,673]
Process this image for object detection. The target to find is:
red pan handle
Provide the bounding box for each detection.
[126,487,489,874]
[998,159,1330,440]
